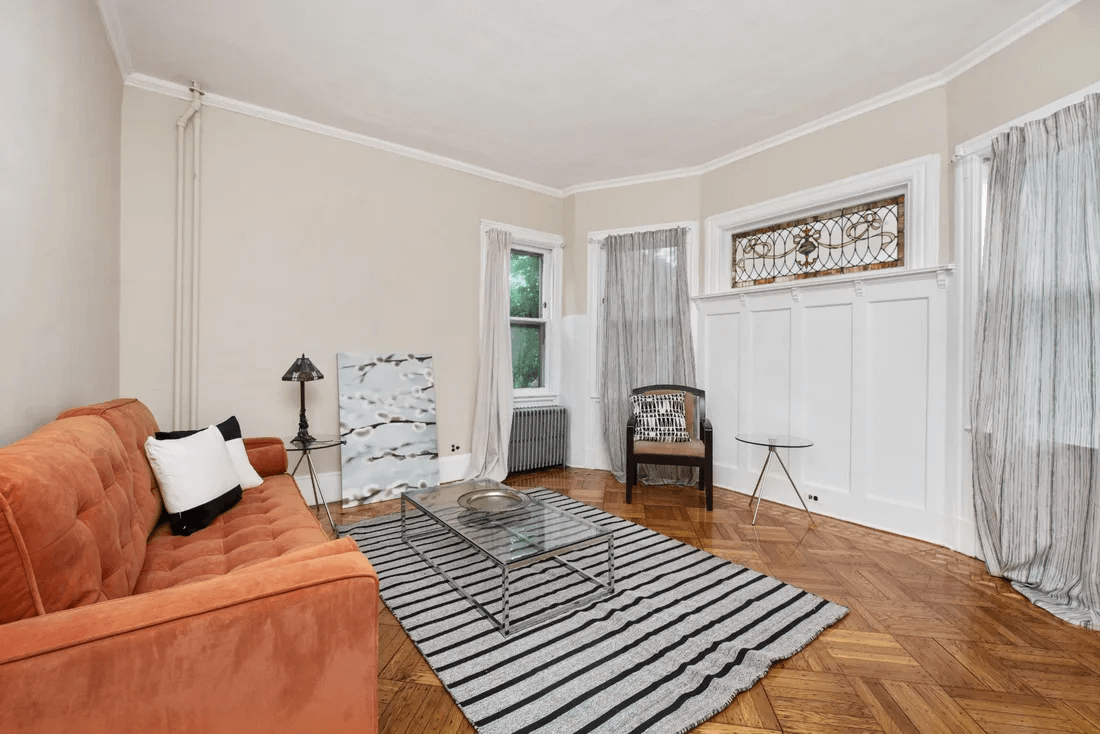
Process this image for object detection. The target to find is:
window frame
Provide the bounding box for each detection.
[480,219,564,405]
[703,154,941,296]
[508,246,548,390]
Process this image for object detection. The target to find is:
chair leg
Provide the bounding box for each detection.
[703,463,712,511]
[626,460,634,504]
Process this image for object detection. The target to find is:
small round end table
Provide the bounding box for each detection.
[284,434,346,529]
[735,433,815,526]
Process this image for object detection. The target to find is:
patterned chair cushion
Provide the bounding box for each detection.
[630,392,689,442]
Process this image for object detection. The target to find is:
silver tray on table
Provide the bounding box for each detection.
[457,486,532,513]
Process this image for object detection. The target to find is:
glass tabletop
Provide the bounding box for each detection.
[403,480,611,565]
[283,434,346,451]
[735,433,813,449]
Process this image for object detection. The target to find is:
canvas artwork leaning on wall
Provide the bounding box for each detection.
[338,353,439,507]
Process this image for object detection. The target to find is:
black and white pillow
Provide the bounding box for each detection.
[145,425,243,536]
[631,392,690,442]
[156,416,263,490]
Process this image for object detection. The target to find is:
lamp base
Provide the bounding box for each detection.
[291,431,316,446]
[293,382,315,445]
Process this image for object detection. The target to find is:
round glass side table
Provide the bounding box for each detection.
[735,433,815,526]
[284,434,345,529]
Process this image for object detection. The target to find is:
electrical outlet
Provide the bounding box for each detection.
[450,444,460,453]
[809,494,819,502]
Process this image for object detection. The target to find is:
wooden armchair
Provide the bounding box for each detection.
[626,384,713,511]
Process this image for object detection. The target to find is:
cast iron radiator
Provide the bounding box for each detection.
[508,405,568,473]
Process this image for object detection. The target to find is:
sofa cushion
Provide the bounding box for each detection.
[145,426,244,537]
[156,415,265,490]
[0,417,144,623]
[58,399,163,539]
[134,474,328,594]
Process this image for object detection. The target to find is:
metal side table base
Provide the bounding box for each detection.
[286,436,343,530]
[738,435,816,526]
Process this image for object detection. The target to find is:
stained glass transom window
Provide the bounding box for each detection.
[732,194,904,288]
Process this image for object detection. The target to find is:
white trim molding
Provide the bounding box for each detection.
[694,264,957,305]
[117,0,1076,199]
[563,0,1079,196]
[94,0,132,77]
[703,155,941,295]
[125,75,562,198]
[954,78,1100,159]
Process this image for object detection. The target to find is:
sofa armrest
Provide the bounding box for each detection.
[244,436,288,477]
[0,550,379,734]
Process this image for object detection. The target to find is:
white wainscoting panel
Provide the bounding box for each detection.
[705,312,740,477]
[695,266,957,548]
[749,309,792,436]
[802,304,853,494]
[867,297,928,510]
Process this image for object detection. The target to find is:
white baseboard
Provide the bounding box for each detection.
[439,453,471,483]
[292,471,342,507]
[292,453,472,506]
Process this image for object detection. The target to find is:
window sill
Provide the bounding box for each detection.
[514,392,560,407]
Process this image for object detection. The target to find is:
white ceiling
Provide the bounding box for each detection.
[109,0,1057,191]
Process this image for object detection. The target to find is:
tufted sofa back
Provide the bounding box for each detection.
[0,416,146,624]
[58,398,163,539]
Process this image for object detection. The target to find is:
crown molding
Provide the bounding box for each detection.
[121,0,1075,198]
[562,72,944,197]
[563,0,1078,196]
[94,0,132,77]
[938,0,1081,81]
[953,77,1100,159]
[124,74,565,198]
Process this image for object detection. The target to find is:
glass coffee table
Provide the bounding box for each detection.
[401,480,614,635]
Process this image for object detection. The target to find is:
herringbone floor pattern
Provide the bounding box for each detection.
[317,468,1100,734]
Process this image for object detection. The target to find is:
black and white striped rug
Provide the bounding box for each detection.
[340,488,847,734]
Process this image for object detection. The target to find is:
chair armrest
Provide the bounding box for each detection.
[244,436,288,477]
[626,415,636,436]
[0,550,379,734]
[702,418,713,434]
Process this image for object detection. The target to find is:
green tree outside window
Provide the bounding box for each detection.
[510,252,543,388]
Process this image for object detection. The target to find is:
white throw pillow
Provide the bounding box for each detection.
[154,416,263,490]
[145,425,243,536]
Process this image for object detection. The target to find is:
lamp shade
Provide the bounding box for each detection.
[282,354,324,382]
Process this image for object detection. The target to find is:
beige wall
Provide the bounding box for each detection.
[564,177,702,315]
[563,0,1100,306]
[947,0,1100,149]
[702,87,952,265]
[0,0,122,445]
[119,88,561,472]
[50,0,1099,476]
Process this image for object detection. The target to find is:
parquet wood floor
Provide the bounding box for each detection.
[313,468,1100,733]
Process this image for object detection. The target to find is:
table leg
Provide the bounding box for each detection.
[501,566,511,636]
[607,535,615,594]
[305,449,336,530]
[750,449,773,525]
[772,449,815,525]
[290,452,306,476]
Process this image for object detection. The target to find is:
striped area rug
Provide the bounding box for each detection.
[340,488,847,734]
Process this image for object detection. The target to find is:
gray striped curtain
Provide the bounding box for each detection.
[599,227,697,483]
[971,93,1100,628]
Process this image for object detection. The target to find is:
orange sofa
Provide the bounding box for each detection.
[0,399,379,733]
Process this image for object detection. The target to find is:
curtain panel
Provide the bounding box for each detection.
[466,228,514,481]
[599,227,697,483]
[971,93,1100,628]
